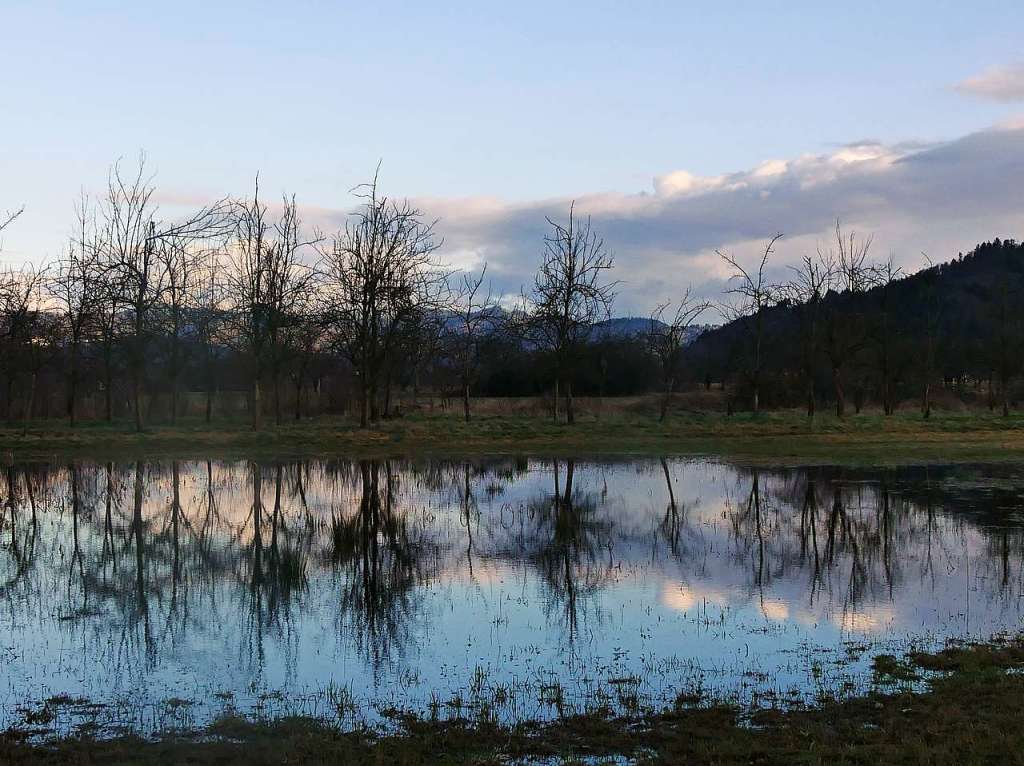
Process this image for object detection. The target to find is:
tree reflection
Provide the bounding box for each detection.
[523,459,615,638]
[329,460,426,669]
[1,456,1024,704]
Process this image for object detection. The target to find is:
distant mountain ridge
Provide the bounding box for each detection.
[591,316,709,344]
[440,309,707,344]
[687,237,1024,387]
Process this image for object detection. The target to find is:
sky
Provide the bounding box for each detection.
[3,0,1024,312]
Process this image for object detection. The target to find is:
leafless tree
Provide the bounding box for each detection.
[224,180,319,429]
[97,155,229,431]
[648,288,710,421]
[154,231,207,424]
[281,287,325,421]
[404,310,448,409]
[521,203,616,425]
[918,254,942,419]
[868,255,903,416]
[190,248,227,423]
[0,206,23,238]
[0,264,50,428]
[445,265,501,422]
[0,206,25,418]
[717,234,782,413]
[91,262,124,422]
[320,173,444,427]
[47,196,104,426]
[821,221,873,417]
[784,251,834,417]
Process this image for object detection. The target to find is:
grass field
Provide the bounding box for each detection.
[4,635,1024,764]
[1,408,1024,464]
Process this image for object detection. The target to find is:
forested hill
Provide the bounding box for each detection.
[686,238,1024,408]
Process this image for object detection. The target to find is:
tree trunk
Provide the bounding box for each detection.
[565,380,575,425]
[205,385,214,424]
[463,381,471,423]
[806,378,816,418]
[832,365,846,418]
[359,375,369,428]
[133,373,144,433]
[370,379,380,422]
[104,351,113,422]
[273,370,282,426]
[22,371,36,435]
[68,343,79,428]
[171,376,179,426]
[922,381,931,419]
[252,376,263,431]
[659,378,675,423]
[383,373,393,419]
[552,377,560,423]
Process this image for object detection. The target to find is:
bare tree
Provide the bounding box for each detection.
[784,251,833,417]
[446,265,501,422]
[648,288,710,422]
[48,196,103,426]
[155,232,200,424]
[224,180,319,429]
[320,173,444,427]
[281,287,325,421]
[821,221,873,417]
[0,264,50,428]
[0,205,24,419]
[868,255,903,416]
[918,254,942,419]
[522,203,616,425]
[92,262,124,423]
[191,248,227,423]
[97,158,163,431]
[717,234,782,413]
[404,310,447,409]
[97,156,229,431]
[0,206,23,237]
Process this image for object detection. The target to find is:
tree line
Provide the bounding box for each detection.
[0,158,624,430]
[2,157,1021,430]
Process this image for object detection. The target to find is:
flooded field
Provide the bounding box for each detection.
[2,456,1023,738]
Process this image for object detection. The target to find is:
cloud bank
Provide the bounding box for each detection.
[222,118,1024,314]
[342,123,1023,313]
[955,63,1024,102]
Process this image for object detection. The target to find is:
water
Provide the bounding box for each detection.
[2,456,1024,737]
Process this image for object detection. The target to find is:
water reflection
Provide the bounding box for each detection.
[2,457,1024,733]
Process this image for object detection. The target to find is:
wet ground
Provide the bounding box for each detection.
[2,457,1022,737]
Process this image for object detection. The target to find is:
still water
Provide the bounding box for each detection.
[2,457,1023,735]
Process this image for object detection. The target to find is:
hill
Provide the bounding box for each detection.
[686,238,1024,411]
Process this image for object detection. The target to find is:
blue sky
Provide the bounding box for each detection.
[3,1,1024,310]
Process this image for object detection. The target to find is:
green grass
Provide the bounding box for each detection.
[2,409,1024,464]
[6,636,1024,764]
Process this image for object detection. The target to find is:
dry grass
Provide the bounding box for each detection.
[1,396,1024,464]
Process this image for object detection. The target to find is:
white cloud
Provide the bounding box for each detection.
[955,62,1024,102]
[374,124,1024,312]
